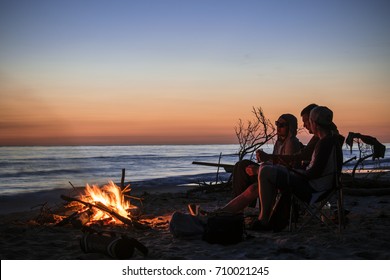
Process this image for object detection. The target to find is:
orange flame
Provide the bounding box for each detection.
[80,181,136,224]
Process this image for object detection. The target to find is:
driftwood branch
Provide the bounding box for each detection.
[235,106,276,160]
[187,181,232,194]
[192,161,234,173]
[55,210,81,227]
[121,169,125,189]
[343,187,390,196]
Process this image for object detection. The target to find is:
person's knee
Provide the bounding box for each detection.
[258,165,277,184]
[258,164,274,177]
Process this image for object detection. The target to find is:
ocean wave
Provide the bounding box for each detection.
[0,167,106,178]
[1,144,388,196]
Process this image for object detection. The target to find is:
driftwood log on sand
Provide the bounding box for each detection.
[342,172,390,196]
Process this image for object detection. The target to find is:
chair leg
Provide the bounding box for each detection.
[341,189,346,229]
[337,188,345,233]
[289,195,294,231]
[289,189,345,234]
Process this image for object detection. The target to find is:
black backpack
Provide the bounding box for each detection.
[202,213,245,245]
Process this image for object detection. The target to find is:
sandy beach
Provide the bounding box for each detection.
[1,173,390,260]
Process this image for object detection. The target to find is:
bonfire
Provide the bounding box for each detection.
[59,181,142,227]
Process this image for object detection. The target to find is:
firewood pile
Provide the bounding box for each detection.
[55,180,147,229]
[27,169,151,231]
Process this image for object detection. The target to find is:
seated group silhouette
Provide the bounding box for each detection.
[201,104,345,231]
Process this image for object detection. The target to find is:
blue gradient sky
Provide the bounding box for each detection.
[1,0,389,145]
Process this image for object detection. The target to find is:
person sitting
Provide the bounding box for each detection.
[232,113,302,201]
[257,103,319,169]
[220,106,344,230]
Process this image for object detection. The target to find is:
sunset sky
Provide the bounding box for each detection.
[1,0,389,145]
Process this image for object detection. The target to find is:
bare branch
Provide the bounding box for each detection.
[234,107,276,160]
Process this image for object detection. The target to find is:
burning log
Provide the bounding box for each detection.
[59,179,149,229]
[32,202,58,224]
[61,195,134,227]
[55,209,92,228]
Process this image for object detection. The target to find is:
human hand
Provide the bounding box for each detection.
[256,149,269,162]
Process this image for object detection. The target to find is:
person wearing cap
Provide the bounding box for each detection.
[218,106,344,231]
[231,113,302,201]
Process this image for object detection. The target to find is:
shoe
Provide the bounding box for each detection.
[250,220,272,231]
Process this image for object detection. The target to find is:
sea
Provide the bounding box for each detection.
[1,144,389,196]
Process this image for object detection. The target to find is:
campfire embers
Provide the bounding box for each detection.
[59,181,142,228]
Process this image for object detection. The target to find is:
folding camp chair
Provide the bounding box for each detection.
[288,179,345,233]
[288,149,346,233]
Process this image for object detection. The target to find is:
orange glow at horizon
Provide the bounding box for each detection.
[1,74,390,146]
[1,85,389,146]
